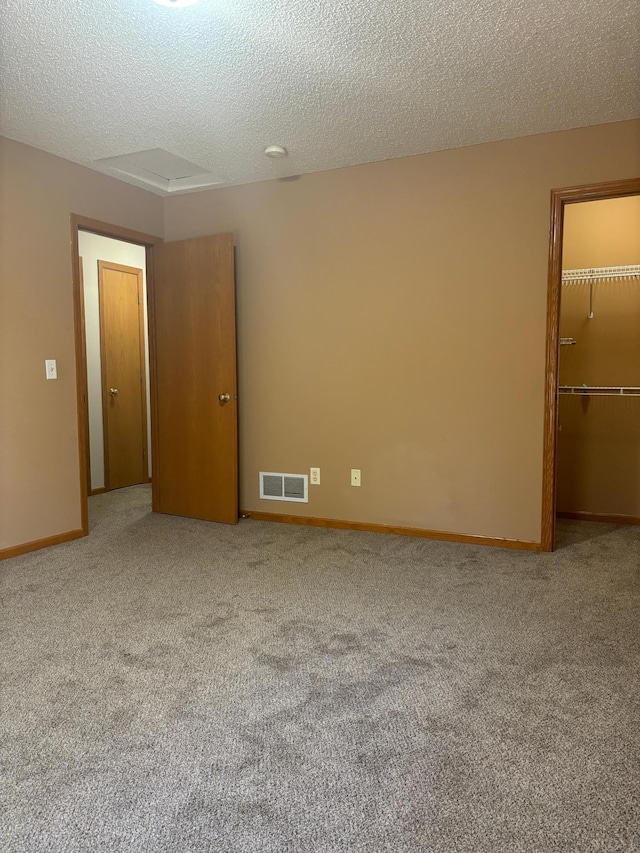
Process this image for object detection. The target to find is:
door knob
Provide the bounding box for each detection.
[109,388,119,397]
[218,392,230,403]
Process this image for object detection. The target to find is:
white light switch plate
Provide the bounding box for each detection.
[45,359,57,380]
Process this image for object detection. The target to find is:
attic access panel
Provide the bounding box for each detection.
[96,148,224,193]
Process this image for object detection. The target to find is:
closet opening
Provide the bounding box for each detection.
[542,178,640,551]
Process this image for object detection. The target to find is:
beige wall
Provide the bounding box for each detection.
[562,196,640,269]
[1,122,639,553]
[78,233,151,491]
[0,138,163,550]
[163,120,640,543]
[558,196,640,517]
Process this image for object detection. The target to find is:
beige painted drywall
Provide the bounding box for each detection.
[78,233,151,491]
[557,196,640,516]
[164,119,640,543]
[1,122,639,553]
[0,138,163,550]
[562,196,640,269]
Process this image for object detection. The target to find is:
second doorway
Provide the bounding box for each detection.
[79,233,152,495]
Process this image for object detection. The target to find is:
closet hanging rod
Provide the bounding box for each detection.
[559,385,640,397]
[562,264,640,283]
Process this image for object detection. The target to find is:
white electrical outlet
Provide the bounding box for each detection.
[45,359,57,380]
[310,467,321,485]
[351,469,361,487]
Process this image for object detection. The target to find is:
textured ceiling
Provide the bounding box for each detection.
[1,0,639,194]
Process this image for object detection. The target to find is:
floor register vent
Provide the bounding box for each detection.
[260,472,308,503]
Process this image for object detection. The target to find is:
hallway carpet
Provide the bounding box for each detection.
[2,486,639,852]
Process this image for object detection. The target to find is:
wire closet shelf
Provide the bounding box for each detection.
[559,386,640,398]
[561,264,640,319]
[559,265,640,396]
[561,264,640,283]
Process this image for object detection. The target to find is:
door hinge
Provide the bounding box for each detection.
[142,447,146,457]
[138,293,141,304]
[140,370,143,381]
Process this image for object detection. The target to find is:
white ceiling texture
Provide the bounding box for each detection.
[1,0,639,194]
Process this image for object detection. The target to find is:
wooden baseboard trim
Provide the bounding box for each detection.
[0,528,85,561]
[241,510,541,551]
[557,511,640,526]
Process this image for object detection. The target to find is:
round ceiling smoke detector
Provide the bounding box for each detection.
[264,145,288,158]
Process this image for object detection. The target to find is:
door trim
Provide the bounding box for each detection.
[71,215,162,535]
[77,256,91,491]
[541,177,640,552]
[98,260,149,491]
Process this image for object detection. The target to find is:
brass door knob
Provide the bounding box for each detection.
[109,388,119,397]
[218,392,230,403]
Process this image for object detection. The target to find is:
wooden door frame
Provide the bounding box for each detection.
[541,177,640,552]
[71,215,162,535]
[97,260,149,492]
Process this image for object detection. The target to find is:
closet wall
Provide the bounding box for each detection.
[557,196,640,519]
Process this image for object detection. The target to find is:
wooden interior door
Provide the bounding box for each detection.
[152,233,238,524]
[98,261,148,490]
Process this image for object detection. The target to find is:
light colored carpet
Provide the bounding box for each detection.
[1,485,639,852]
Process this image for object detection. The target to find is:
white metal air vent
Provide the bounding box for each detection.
[260,472,308,503]
[95,148,224,194]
